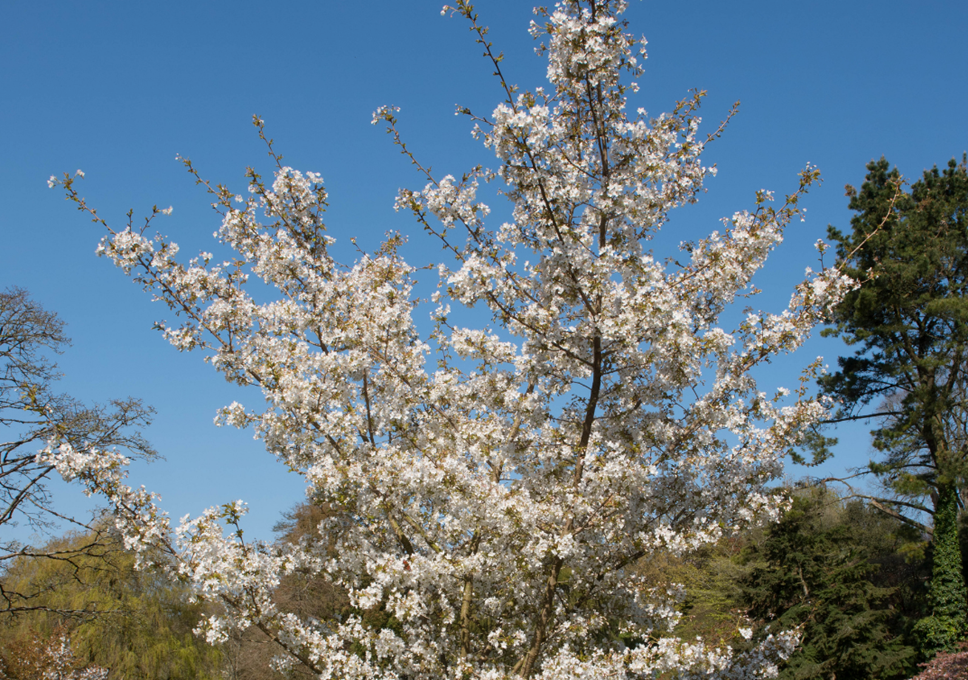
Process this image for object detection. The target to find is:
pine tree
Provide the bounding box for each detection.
[820,155,968,654]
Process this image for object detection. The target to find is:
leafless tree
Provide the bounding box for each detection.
[0,287,155,615]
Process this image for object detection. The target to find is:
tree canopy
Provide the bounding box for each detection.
[821,155,968,521]
[0,527,222,679]
[46,1,857,677]
[820,155,968,654]
[743,488,917,679]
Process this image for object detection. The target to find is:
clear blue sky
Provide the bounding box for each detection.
[2,1,966,541]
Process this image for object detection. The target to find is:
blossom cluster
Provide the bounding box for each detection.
[49,1,851,677]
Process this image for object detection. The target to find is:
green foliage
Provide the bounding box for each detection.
[820,154,968,656]
[914,483,968,655]
[673,538,762,648]
[673,540,754,646]
[635,545,744,648]
[742,488,917,680]
[841,499,929,631]
[820,155,968,508]
[0,528,223,679]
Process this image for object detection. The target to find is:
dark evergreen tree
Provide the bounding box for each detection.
[743,489,917,679]
[819,155,968,653]
[842,495,928,632]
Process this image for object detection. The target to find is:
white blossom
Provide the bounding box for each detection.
[49,2,847,677]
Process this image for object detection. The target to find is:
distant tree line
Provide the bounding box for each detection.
[0,483,962,680]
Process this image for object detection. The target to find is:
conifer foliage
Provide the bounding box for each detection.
[742,490,916,680]
[822,155,968,654]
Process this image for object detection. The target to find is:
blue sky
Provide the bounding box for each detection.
[2,0,966,541]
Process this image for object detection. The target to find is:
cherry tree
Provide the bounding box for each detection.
[47,1,852,677]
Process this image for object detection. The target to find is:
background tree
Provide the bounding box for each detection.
[0,625,108,680]
[634,485,927,677]
[820,155,968,653]
[634,528,760,650]
[221,502,348,680]
[742,487,917,679]
[0,287,156,616]
[0,526,223,679]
